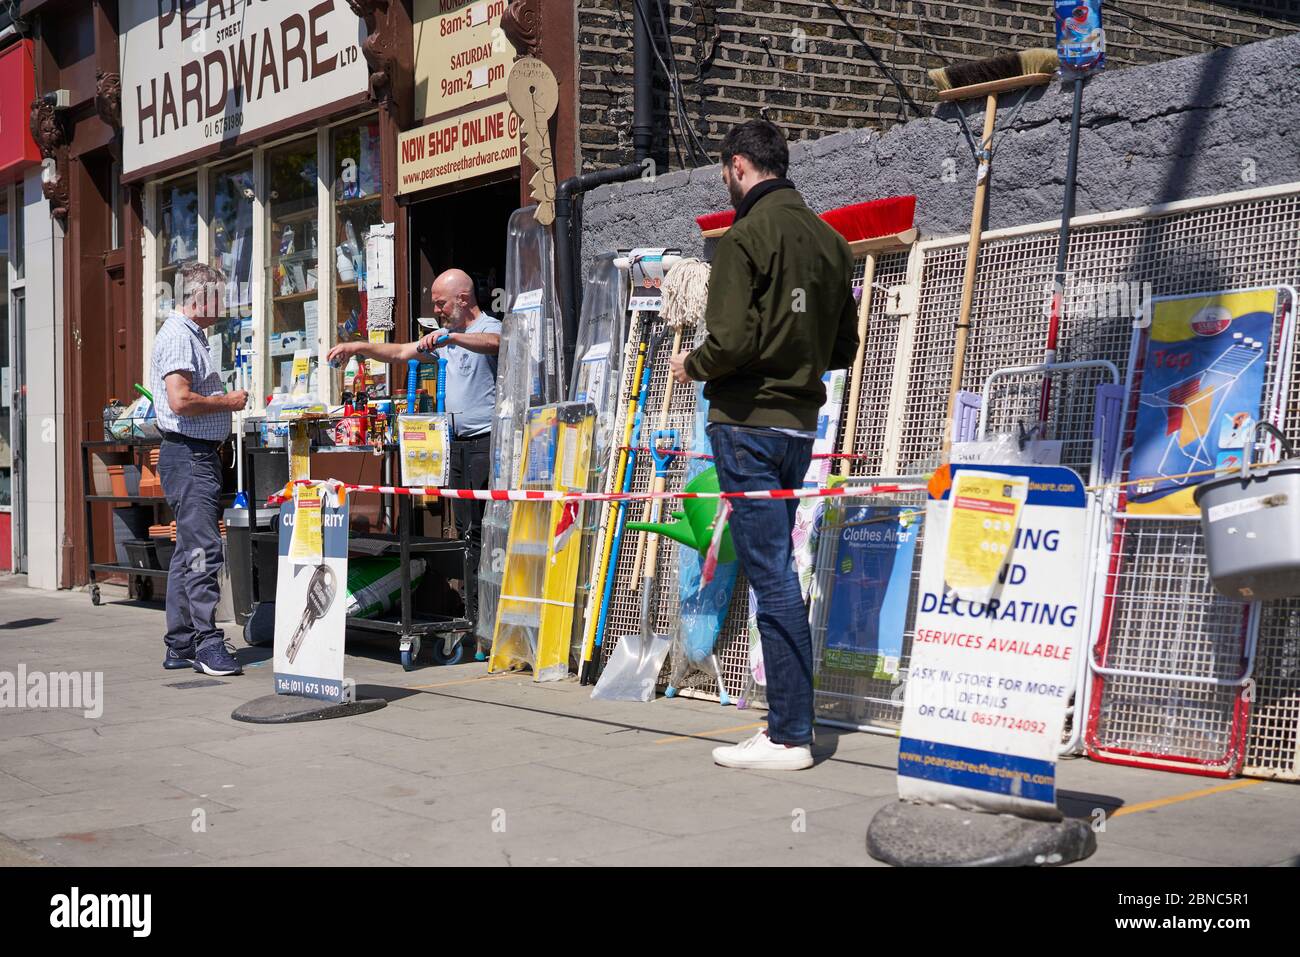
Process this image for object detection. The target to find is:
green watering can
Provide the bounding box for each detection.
[626,466,735,564]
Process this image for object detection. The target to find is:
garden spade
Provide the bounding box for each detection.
[592,431,678,701]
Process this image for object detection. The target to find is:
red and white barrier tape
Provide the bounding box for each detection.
[619,446,876,462]
[268,479,923,506]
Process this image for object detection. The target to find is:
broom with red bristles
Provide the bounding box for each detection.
[695,194,919,475]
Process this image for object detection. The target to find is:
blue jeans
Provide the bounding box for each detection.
[708,423,814,746]
[158,435,226,654]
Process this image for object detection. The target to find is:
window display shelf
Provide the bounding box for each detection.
[274,206,321,226]
[273,289,321,305]
[335,194,381,211]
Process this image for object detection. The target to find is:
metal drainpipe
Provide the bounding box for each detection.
[555,0,655,383]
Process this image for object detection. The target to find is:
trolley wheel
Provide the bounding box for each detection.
[431,635,468,667]
[91,585,102,606]
[400,635,422,672]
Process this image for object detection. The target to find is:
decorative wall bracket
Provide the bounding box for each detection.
[501,0,540,58]
[95,70,122,131]
[346,0,397,108]
[29,97,71,226]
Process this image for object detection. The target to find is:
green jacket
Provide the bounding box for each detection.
[684,185,859,431]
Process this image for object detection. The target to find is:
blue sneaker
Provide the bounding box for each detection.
[163,644,196,671]
[193,643,244,676]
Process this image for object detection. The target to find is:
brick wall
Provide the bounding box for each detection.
[578,0,1300,171]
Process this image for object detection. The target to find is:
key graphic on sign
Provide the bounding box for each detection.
[286,563,338,665]
[508,56,558,226]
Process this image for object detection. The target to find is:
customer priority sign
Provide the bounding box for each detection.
[897,464,1089,820]
[273,484,350,704]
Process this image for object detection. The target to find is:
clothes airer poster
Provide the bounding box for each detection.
[1127,289,1279,515]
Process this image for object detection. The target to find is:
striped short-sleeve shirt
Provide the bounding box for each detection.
[150,312,232,441]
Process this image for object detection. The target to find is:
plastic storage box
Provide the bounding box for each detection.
[1196,422,1300,601]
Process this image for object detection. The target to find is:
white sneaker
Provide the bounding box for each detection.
[712,730,814,770]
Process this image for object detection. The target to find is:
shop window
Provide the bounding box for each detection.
[265,137,321,397]
[209,159,254,391]
[330,118,385,401]
[156,175,198,326]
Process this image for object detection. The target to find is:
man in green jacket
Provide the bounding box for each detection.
[671,119,858,770]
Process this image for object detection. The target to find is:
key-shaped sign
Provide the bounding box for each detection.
[508,56,558,226]
[286,563,338,664]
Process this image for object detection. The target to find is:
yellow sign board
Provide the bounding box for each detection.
[413,0,514,121]
[942,471,1028,601]
[290,484,324,567]
[398,101,521,194]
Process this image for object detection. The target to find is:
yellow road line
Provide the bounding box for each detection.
[655,721,765,745]
[1111,779,1261,818]
[405,672,528,691]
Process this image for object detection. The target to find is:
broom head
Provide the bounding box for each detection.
[820,196,917,244]
[695,209,735,236]
[929,48,1058,97]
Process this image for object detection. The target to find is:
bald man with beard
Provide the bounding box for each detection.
[328,269,502,653]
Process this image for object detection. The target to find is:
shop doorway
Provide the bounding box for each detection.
[407,175,520,332]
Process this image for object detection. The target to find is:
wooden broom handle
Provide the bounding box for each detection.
[942,92,998,458]
[838,251,877,479]
[632,325,684,582]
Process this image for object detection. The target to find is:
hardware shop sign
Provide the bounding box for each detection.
[897,464,1088,820]
[120,0,369,177]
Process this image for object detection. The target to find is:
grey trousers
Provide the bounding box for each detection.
[448,435,491,634]
[158,435,226,653]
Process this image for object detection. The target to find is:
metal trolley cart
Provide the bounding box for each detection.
[241,424,472,671]
[80,437,181,605]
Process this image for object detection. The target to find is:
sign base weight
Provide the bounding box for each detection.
[866,801,1096,867]
[231,694,387,725]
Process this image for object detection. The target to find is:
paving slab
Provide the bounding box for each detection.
[348,801,666,867]
[0,770,48,802]
[0,781,235,841]
[25,825,211,867]
[1,745,245,796]
[216,842,400,867]
[578,818,882,867]
[139,794,417,862]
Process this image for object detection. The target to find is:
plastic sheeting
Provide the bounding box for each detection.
[477,206,565,642]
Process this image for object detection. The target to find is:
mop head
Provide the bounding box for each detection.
[660,258,711,330]
[928,48,1058,93]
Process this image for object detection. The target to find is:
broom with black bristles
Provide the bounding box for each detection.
[929,48,1059,458]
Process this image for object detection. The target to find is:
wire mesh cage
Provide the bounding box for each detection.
[1086,285,1296,775]
[1086,514,1255,774]
[890,190,1300,777]
[840,249,914,477]
[809,487,928,733]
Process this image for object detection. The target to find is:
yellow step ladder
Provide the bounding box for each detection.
[489,402,596,680]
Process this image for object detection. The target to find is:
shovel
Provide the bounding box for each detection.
[592,430,678,701]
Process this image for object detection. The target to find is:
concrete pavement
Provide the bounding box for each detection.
[0,577,1296,867]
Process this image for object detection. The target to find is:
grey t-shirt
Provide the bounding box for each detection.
[423,313,501,438]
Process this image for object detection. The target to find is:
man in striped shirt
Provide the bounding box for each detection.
[151,261,248,676]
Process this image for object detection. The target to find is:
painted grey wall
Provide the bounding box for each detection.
[580,32,1300,271]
